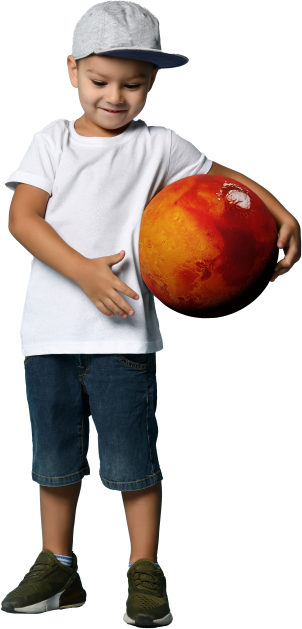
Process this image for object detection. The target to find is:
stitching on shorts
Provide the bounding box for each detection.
[113,354,148,370]
[24,356,33,366]
[81,408,84,461]
[145,360,155,472]
[100,470,162,485]
[32,466,89,480]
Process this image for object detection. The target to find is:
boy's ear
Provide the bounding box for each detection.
[148,68,159,92]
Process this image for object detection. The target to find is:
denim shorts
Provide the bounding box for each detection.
[23,353,163,491]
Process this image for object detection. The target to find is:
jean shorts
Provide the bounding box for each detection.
[23,353,162,491]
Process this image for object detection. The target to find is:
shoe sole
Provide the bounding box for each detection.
[2,596,85,614]
[1,586,87,614]
[123,611,173,627]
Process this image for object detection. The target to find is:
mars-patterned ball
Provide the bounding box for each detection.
[139,174,279,317]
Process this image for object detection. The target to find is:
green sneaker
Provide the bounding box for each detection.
[123,558,173,627]
[1,549,86,614]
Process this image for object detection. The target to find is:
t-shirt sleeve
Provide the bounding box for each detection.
[163,129,212,188]
[4,133,56,194]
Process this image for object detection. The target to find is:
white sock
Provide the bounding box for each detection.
[54,553,73,567]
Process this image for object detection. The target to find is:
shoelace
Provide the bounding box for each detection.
[22,561,51,582]
[133,569,161,595]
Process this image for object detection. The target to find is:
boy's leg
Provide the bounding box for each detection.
[122,481,162,564]
[40,480,82,556]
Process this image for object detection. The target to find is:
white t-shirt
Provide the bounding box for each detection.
[5,118,212,356]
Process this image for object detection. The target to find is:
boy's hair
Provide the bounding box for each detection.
[75,56,158,71]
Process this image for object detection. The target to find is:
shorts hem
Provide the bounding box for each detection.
[99,470,164,492]
[32,466,90,487]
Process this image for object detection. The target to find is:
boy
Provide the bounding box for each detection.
[2,1,300,626]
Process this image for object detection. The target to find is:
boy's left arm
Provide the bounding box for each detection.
[208,162,301,282]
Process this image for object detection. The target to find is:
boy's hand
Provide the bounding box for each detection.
[76,250,139,317]
[270,220,301,281]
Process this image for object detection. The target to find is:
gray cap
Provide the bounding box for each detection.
[72,1,189,69]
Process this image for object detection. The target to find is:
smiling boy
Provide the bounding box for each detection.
[71,55,153,137]
[2,1,301,626]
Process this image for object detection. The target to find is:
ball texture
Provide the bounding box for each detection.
[139,174,279,317]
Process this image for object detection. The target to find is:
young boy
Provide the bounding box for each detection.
[1,1,190,626]
[2,1,300,626]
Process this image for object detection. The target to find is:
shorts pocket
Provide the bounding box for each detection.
[114,354,148,369]
[24,356,33,366]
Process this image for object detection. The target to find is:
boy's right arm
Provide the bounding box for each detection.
[9,183,87,283]
[8,183,139,318]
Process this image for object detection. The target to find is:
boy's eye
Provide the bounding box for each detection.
[92,81,140,89]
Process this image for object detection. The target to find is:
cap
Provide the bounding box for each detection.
[72,1,189,69]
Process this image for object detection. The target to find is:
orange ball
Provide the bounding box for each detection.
[139,175,279,317]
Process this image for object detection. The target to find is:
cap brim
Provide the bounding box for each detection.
[93,48,189,69]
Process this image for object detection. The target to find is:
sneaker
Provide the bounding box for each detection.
[123,558,173,627]
[1,549,86,614]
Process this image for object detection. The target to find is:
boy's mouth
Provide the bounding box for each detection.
[101,108,127,114]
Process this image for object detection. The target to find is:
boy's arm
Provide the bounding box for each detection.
[208,162,297,229]
[208,161,301,282]
[8,182,88,283]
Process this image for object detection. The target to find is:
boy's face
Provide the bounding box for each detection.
[67,54,159,136]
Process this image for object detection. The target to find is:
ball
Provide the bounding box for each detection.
[139,174,279,317]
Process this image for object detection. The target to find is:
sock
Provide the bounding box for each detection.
[54,553,73,567]
[129,561,161,569]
